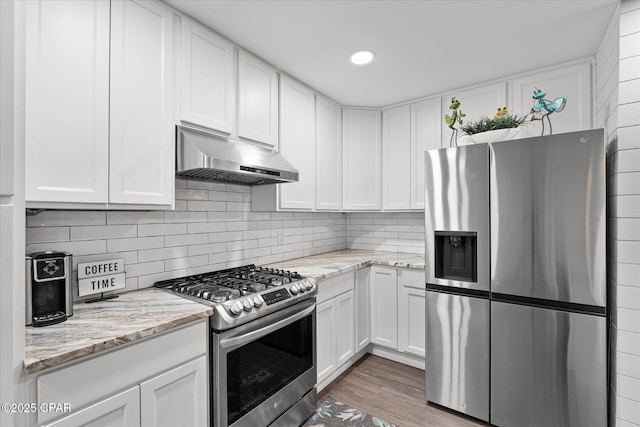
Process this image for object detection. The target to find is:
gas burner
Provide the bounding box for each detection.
[154,264,317,330]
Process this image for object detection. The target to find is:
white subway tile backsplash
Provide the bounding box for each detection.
[164,233,208,247]
[106,211,163,225]
[620,79,640,104]
[187,222,227,234]
[165,255,209,271]
[26,240,107,257]
[209,231,243,243]
[70,225,137,241]
[619,307,640,333]
[138,223,187,237]
[619,330,640,356]
[163,211,208,223]
[618,396,640,425]
[187,242,226,257]
[175,188,208,200]
[209,211,244,222]
[618,126,640,150]
[618,263,640,287]
[618,102,640,126]
[185,180,226,191]
[138,247,188,263]
[28,210,106,227]
[209,190,243,202]
[126,261,165,277]
[187,200,226,212]
[620,33,640,59]
[107,236,164,252]
[619,352,640,380]
[620,56,640,82]
[26,226,69,244]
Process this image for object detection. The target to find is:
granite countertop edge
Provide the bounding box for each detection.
[24,289,213,374]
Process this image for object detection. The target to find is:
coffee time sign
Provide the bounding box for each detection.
[78,259,126,297]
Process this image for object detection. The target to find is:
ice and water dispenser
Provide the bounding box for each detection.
[434,231,477,282]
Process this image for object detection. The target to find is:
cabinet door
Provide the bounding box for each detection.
[398,285,426,358]
[411,98,441,209]
[336,290,355,366]
[109,0,174,206]
[510,62,592,138]
[316,299,337,384]
[315,95,342,210]
[237,50,278,147]
[370,267,398,348]
[279,77,315,210]
[25,0,110,204]
[44,386,140,427]
[180,17,234,134]
[140,356,208,427]
[355,268,371,353]
[342,109,382,210]
[441,83,506,146]
[382,105,411,210]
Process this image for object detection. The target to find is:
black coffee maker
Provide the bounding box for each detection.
[26,251,73,327]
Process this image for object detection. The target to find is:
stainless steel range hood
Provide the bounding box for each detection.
[175,126,298,185]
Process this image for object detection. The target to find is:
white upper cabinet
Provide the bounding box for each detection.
[25,0,110,204]
[509,62,592,138]
[24,0,174,208]
[237,50,278,147]
[411,97,441,209]
[278,76,315,210]
[180,17,234,135]
[109,0,174,206]
[315,95,342,211]
[342,109,382,210]
[441,82,507,145]
[382,105,411,210]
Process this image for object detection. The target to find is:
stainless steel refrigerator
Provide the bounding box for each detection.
[424,129,607,427]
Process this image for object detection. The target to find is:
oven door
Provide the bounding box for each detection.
[212,298,317,427]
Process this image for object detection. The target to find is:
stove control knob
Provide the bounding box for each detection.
[243,300,253,312]
[305,281,314,290]
[229,301,243,316]
[290,283,300,295]
[253,296,264,308]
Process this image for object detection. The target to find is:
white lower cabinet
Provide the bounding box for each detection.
[30,321,208,427]
[398,269,426,358]
[140,357,208,427]
[370,266,426,359]
[370,266,398,348]
[316,272,355,386]
[44,387,140,427]
[354,268,371,353]
[336,291,355,366]
[316,299,337,383]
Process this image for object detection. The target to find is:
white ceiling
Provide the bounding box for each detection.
[165,0,618,108]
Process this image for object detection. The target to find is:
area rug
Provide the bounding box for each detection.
[302,396,397,427]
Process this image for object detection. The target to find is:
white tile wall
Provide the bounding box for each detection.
[25,179,347,299]
[599,1,640,425]
[346,212,425,254]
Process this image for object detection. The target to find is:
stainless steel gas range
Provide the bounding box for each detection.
[155,265,318,427]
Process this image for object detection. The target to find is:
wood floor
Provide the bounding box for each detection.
[318,354,488,427]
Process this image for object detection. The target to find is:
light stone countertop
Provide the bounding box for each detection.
[24,288,212,374]
[24,250,423,374]
[265,249,425,282]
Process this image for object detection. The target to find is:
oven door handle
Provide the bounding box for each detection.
[219,301,315,349]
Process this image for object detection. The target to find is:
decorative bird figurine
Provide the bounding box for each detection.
[444,97,466,147]
[530,87,567,135]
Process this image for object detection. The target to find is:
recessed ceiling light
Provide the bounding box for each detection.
[350,50,375,65]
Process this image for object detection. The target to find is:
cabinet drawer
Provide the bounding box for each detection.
[398,268,425,290]
[317,272,354,303]
[37,321,207,424]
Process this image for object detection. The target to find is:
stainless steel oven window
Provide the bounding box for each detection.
[212,299,317,427]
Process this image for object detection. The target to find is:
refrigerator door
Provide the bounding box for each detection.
[424,144,490,292]
[490,129,606,307]
[491,301,607,427]
[426,290,489,422]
